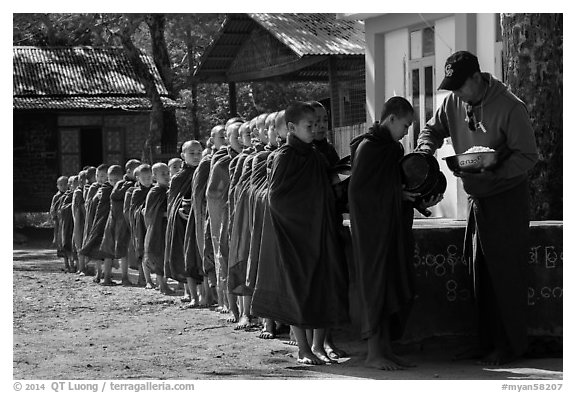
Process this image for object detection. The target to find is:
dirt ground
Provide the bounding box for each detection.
[13,241,563,381]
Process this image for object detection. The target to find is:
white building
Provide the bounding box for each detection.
[341,13,504,219]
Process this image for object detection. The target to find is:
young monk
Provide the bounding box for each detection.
[50,176,69,258]
[80,164,113,283]
[349,96,439,370]
[57,176,78,272]
[144,163,172,294]
[192,125,227,306]
[206,120,243,316]
[227,114,269,329]
[251,102,349,365]
[165,141,203,303]
[72,171,88,274]
[129,164,154,288]
[99,160,140,284]
[308,101,340,167]
[168,157,183,178]
[246,110,281,339]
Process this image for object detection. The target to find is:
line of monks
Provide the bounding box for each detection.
[49,101,353,365]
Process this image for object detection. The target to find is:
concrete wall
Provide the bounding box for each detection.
[345,220,563,342]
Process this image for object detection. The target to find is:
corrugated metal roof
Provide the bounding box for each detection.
[13,96,180,111]
[248,13,365,57]
[13,46,174,110]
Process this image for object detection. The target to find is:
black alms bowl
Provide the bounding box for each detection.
[443,151,498,173]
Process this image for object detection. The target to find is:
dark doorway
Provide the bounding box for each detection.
[80,127,103,168]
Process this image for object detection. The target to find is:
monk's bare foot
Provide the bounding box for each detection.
[259,320,275,339]
[477,349,518,366]
[161,286,175,295]
[365,356,404,371]
[219,306,229,314]
[180,295,191,303]
[297,350,325,365]
[100,279,116,286]
[226,314,238,323]
[121,279,133,287]
[92,277,100,284]
[145,283,156,290]
[234,315,251,330]
[452,346,488,361]
[259,330,275,339]
[389,353,416,368]
[324,343,347,360]
[312,347,337,364]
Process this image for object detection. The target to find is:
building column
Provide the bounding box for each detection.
[454,13,477,53]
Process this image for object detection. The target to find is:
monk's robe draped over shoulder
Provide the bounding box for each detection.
[206,146,238,288]
[227,148,263,295]
[164,164,196,283]
[348,125,415,340]
[50,191,64,253]
[82,183,102,248]
[143,184,168,276]
[245,146,275,293]
[130,184,152,262]
[99,177,135,259]
[80,182,113,260]
[251,134,349,329]
[57,190,74,255]
[192,154,215,281]
[313,138,340,167]
[71,185,86,253]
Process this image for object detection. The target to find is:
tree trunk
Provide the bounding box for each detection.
[501,13,563,220]
[118,23,163,164]
[147,14,178,154]
[184,19,201,142]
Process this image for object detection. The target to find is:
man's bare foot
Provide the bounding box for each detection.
[92,277,100,284]
[365,356,404,371]
[234,315,251,330]
[259,320,275,339]
[78,272,85,277]
[100,279,116,286]
[297,350,325,365]
[226,314,239,323]
[145,283,156,290]
[121,279,133,287]
[180,295,191,303]
[259,330,275,339]
[477,349,518,366]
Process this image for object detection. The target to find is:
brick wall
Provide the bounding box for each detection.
[14,113,59,212]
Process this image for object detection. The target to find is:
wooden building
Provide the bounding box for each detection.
[13,46,179,212]
[193,13,367,152]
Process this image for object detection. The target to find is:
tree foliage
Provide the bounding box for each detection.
[13,13,329,147]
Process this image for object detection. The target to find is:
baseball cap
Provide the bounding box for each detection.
[438,51,481,91]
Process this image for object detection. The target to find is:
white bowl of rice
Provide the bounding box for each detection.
[443,146,498,173]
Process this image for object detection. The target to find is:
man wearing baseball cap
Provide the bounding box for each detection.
[416,51,538,366]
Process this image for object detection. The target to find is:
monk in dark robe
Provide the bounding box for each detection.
[246,111,281,339]
[57,176,78,272]
[251,102,348,365]
[228,115,267,329]
[165,141,203,304]
[349,97,440,370]
[80,164,114,283]
[50,176,68,258]
[72,171,87,274]
[308,101,340,167]
[98,159,140,284]
[129,164,153,288]
[144,163,172,294]
[206,122,242,315]
[192,125,227,305]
